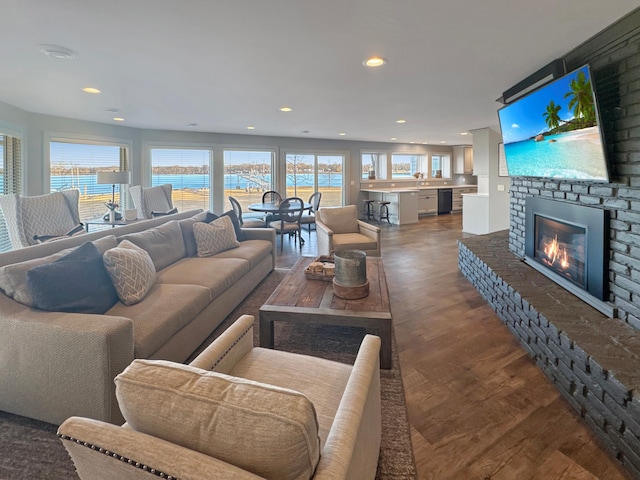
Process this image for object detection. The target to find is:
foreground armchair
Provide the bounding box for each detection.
[316,205,381,257]
[58,314,381,480]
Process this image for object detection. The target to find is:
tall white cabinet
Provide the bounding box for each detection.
[453,146,473,174]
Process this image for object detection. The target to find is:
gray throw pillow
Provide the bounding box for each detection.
[26,242,119,314]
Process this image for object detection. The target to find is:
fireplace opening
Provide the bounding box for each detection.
[534,216,586,289]
[524,197,612,317]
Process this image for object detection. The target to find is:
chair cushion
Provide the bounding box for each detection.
[103,240,156,306]
[26,242,119,314]
[18,191,80,245]
[318,205,359,234]
[332,233,378,251]
[119,221,186,271]
[193,216,240,257]
[142,184,173,218]
[115,359,321,480]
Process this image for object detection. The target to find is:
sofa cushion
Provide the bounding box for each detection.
[210,239,273,270]
[193,216,239,257]
[103,240,156,306]
[106,283,211,358]
[118,221,186,271]
[318,205,359,234]
[331,233,378,252]
[115,359,321,480]
[0,235,118,307]
[26,242,119,314]
[155,257,251,300]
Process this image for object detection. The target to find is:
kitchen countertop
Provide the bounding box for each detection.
[361,185,478,193]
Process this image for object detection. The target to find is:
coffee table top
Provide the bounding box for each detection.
[263,256,391,316]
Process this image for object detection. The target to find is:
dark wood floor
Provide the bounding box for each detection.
[276,217,632,480]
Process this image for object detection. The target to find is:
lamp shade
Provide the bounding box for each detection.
[96,171,130,185]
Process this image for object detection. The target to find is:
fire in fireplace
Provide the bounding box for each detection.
[534,216,586,289]
[524,197,612,316]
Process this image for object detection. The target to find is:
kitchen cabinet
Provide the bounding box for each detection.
[362,189,419,225]
[417,192,438,215]
[452,186,477,212]
[453,146,474,175]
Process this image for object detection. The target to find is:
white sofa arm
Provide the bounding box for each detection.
[189,314,255,374]
[316,219,334,256]
[0,296,134,425]
[58,417,264,480]
[314,334,382,480]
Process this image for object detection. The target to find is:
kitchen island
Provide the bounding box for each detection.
[361,185,477,224]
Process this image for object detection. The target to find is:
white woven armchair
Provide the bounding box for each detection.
[129,184,175,219]
[0,189,82,249]
[316,205,381,257]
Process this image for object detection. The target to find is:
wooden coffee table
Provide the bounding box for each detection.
[259,256,393,368]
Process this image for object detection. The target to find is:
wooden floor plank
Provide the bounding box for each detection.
[275,214,632,480]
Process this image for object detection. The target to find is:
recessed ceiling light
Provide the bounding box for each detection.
[410,141,416,144]
[39,44,77,60]
[338,132,346,136]
[396,119,407,124]
[440,140,447,144]
[83,87,101,94]
[390,137,398,141]
[460,132,469,135]
[247,126,255,130]
[364,56,387,67]
[279,106,293,112]
[187,123,198,127]
[112,117,124,122]
[422,142,429,144]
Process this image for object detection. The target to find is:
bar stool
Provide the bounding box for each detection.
[378,201,391,225]
[362,199,376,222]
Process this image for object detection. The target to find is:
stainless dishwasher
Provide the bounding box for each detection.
[437,188,452,214]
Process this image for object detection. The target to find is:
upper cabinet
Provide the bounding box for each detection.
[453,146,473,175]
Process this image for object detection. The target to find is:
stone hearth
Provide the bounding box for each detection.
[459,230,640,478]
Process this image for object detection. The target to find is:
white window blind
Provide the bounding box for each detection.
[50,140,127,221]
[0,134,22,252]
[150,148,211,212]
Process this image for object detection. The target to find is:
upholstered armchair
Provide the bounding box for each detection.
[129,184,175,220]
[58,314,382,480]
[0,189,82,249]
[316,205,381,257]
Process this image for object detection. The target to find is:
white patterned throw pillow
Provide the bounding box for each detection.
[103,240,156,306]
[193,216,240,257]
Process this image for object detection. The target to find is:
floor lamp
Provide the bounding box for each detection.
[96,171,131,221]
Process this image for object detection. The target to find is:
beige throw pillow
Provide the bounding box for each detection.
[193,215,239,257]
[116,359,321,480]
[103,240,156,306]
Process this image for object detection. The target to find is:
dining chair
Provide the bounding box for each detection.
[300,191,322,239]
[267,197,305,252]
[262,190,283,224]
[228,196,266,228]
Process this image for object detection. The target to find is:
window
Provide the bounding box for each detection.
[431,154,451,179]
[0,133,22,252]
[361,152,386,180]
[50,140,127,221]
[391,154,426,179]
[150,148,211,212]
[285,152,344,207]
[223,149,274,214]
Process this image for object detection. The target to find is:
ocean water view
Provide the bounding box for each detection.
[503,127,609,180]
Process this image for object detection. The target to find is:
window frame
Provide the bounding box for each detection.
[283,149,347,207]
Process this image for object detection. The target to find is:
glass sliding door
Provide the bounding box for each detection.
[150,148,211,212]
[285,152,344,207]
[223,149,275,215]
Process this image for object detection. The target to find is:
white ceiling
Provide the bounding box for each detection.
[0,0,638,146]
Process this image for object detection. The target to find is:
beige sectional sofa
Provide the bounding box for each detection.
[0,210,276,426]
[58,314,382,480]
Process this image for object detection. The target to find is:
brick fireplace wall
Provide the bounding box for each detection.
[509,20,640,328]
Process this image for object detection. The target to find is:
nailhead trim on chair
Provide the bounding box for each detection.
[209,324,253,370]
[57,434,178,480]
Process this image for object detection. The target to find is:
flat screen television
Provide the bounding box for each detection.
[497,64,610,182]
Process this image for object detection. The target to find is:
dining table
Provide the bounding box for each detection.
[247,201,312,213]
